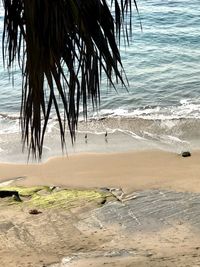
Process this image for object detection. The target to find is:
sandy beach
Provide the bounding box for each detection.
[1,150,200,266]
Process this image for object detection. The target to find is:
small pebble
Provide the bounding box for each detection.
[12,194,22,202]
[29,209,42,215]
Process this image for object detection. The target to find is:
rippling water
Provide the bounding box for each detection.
[0,1,200,161]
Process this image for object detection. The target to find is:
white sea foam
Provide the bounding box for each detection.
[143,131,189,144]
[114,128,146,140]
[94,98,200,121]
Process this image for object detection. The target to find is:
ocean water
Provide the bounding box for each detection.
[0,0,200,162]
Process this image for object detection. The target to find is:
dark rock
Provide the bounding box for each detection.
[49,186,56,191]
[0,190,21,201]
[100,198,107,205]
[98,117,106,121]
[49,186,61,192]
[181,151,191,157]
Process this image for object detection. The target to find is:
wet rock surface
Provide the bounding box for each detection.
[53,189,200,266]
[78,189,200,231]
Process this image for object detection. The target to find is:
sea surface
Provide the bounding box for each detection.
[0,0,200,162]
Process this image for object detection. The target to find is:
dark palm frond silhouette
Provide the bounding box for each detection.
[2,0,138,159]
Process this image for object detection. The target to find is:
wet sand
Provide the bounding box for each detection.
[0,150,200,193]
[1,150,200,266]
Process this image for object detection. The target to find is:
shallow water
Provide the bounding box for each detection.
[0,1,200,161]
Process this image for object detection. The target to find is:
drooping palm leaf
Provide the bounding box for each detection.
[2,0,138,158]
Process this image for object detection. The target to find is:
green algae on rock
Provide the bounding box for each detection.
[0,186,111,209]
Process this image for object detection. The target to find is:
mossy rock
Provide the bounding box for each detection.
[0,186,111,209]
[0,186,47,197]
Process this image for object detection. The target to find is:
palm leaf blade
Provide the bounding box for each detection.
[2,0,138,158]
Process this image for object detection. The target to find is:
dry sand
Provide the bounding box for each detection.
[1,150,200,266]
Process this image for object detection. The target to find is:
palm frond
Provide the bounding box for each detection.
[2,0,138,159]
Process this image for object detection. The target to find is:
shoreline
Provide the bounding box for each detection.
[0,115,197,163]
[0,149,200,193]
